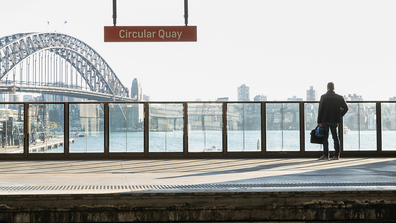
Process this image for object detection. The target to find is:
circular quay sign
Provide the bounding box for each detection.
[105,0,197,42]
[104,26,197,42]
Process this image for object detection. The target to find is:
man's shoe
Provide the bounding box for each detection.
[332,156,340,160]
[318,155,329,160]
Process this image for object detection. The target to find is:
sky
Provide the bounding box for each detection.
[1,0,396,101]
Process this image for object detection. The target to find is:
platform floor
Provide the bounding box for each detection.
[1,158,396,194]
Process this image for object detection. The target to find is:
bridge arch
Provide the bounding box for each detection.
[0,32,129,99]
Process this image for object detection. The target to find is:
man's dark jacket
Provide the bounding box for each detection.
[317,90,349,124]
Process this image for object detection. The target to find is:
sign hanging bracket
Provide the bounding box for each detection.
[112,0,189,26]
[112,0,117,26]
[184,0,189,26]
[106,0,197,42]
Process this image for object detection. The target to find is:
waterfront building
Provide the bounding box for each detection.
[0,93,5,109]
[306,86,316,101]
[23,95,34,102]
[8,94,21,110]
[143,94,150,101]
[287,96,303,101]
[216,97,229,101]
[254,95,267,101]
[237,84,250,101]
[8,93,20,103]
[131,78,143,101]
[344,94,363,101]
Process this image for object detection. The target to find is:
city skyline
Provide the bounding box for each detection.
[0,84,389,102]
[1,1,396,101]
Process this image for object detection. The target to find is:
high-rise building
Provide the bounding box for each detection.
[237,84,250,101]
[306,86,316,101]
[131,78,142,101]
[254,95,267,101]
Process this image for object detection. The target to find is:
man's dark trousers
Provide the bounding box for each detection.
[322,123,340,158]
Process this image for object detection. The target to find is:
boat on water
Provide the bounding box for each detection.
[70,132,85,137]
[204,146,222,152]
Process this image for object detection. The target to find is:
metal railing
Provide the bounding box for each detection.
[0,101,395,160]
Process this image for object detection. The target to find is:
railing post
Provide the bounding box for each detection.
[339,117,344,154]
[299,102,305,155]
[144,102,149,157]
[261,102,266,157]
[65,102,69,158]
[222,102,227,157]
[104,102,109,158]
[183,102,188,157]
[376,102,382,154]
[24,102,29,159]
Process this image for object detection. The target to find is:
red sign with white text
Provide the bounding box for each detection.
[104,26,197,42]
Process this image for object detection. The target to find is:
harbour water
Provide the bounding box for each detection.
[21,130,396,153]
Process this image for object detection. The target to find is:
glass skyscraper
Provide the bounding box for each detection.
[131,78,142,101]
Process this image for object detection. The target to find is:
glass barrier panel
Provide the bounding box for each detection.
[381,103,396,151]
[149,103,183,152]
[109,103,144,152]
[227,103,261,152]
[69,104,104,153]
[304,103,335,152]
[28,104,64,153]
[343,103,376,151]
[188,103,222,152]
[266,103,300,151]
[0,104,24,154]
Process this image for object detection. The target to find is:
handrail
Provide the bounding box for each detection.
[0,101,395,159]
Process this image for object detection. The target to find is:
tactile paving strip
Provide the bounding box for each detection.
[1,182,396,191]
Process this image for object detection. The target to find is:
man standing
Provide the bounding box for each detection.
[317,82,349,160]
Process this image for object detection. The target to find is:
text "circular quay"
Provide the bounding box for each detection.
[104,26,197,42]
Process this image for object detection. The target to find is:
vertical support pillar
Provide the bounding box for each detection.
[44,51,47,85]
[33,54,35,86]
[261,102,266,157]
[40,52,43,86]
[20,61,23,85]
[222,102,227,157]
[27,57,30,85]
[299,102,305,155]
[104,102,109,158]
[144,102,149,157]
[183,102,188,157]
[47,51,50,85]
[376,102,382,155]
[23,102,29,159]
[64,102,70,158]
[339,114,344,154]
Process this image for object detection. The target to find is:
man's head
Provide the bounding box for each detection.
[327,82,335,91]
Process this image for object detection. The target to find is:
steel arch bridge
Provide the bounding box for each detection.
[0,32,131,101]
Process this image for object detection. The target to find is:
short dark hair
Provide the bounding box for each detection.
[327,82,335,91]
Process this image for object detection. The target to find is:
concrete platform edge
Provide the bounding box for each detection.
[1,190,396,222]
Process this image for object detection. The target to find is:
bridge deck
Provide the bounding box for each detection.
[1,157,396,194]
